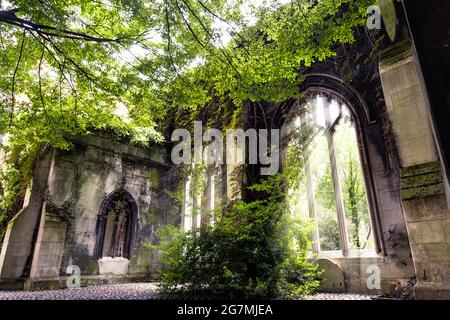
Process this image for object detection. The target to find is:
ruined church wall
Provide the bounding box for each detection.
[29,134,174,284]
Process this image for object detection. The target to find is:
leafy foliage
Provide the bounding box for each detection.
[149,174,322,299]
[0,0,375,225]
[0,140,42,236]
[0,0,375,147]
[0,1,380,291]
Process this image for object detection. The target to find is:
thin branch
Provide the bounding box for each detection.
[196,0,248,43]
[196,0,265,71]
[29,31,77,94]
[37,44,55,130]
[30,29,125,108]
[27,31,100,126]
[164,0,188,82]
[176,0,242,81]
[9,28,25,126]
[174,0,207,50]
[0,9,129,43]
[180,0,240,77]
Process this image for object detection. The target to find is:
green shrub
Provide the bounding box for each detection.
[148,174,322,299]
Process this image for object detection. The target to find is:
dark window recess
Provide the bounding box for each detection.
[96,190,136,259]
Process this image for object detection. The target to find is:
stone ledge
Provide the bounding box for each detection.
[401,161,441,178]
[381,40,412,66]
[400,162,444,201]
[316,259,346,293]
[0,278,25,290]
[68,134,169,167]
[414,282,450,300]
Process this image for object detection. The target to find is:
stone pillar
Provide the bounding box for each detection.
[24,211,68,290]
[380,43,450,299]
[24,149,75,290]
[0,148,52,289]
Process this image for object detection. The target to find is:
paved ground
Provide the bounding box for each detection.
[304,293,376,300]
[0,282,158,300]
[0,282,375,300]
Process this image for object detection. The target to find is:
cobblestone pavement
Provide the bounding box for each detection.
[303,293,377,300]
[0,282,376,300]
[0,282,159,300]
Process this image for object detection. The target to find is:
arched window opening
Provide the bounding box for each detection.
[97,190,135,259]
[288,95,375,255]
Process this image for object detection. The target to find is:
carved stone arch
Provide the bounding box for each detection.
[94,189,138,259]
[273,73,375,133]
[301,73,374,125]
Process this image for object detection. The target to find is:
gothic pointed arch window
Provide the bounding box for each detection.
[287,94,376,256]
[96,190,137,259]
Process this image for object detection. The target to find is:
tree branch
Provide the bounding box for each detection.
[181,0,240,76]
[38,44,55,130]
[175,0,207,50]
[0,9,128,43]
[165,0,185,81]
[9,28,25,127]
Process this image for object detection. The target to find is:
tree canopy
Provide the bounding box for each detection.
[0,0,376,228]
[0,0,375,148]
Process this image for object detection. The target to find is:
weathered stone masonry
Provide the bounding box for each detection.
[1,1,450,299]
[0,133,174,290]
[379,44,450,299]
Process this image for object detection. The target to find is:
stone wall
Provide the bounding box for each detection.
[380,44,450,299]
[0,133,174,290]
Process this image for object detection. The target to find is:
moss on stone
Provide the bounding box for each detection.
[401,162,441,178]
[149,168,160,190]
[148,207,158,225]
[400,171,443,189]
[400,162,444,201]
[381,39,412,66]
[401,184,445,201]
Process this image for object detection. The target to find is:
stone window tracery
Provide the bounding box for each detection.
[288,95,375,255]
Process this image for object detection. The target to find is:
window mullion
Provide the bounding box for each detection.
[183,173,193,232]
[305,154,321,253]
[301,109,320,253]
[324,102,350,256]
[204,166,215,227]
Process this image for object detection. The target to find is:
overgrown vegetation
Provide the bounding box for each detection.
[0,140,42,237]
[0,0,376,228]
[149,174,322,299]
[0,0,386,297]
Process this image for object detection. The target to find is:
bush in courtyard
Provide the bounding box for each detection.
[148,174,322,299]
